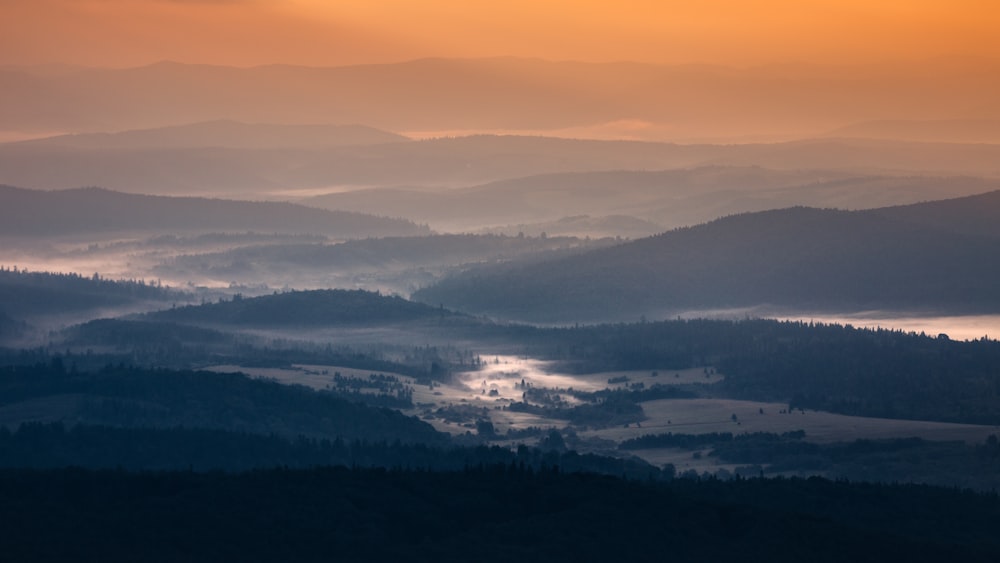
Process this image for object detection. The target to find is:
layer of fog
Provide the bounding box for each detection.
[670,307,1000,342]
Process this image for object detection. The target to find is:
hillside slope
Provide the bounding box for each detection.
[413,201,1000,322]
[0,185,427,238]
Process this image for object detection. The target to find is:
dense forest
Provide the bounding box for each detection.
[1,465,998,562]
[0,362,445,445]
[0,422,660,478]
[0,268,186,326]
[869,189,1000,239]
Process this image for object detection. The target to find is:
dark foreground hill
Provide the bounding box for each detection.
[0,185,427,238]
[1,466,997,562]
[413,201,1000,322]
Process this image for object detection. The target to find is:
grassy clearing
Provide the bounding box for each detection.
[592,397,1000,473]
[587,397,999,453]
[207,358,1000,450]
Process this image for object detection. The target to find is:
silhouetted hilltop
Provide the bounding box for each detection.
[0,185,427,237]
[0,268,183,319]
[413,205,1000,322]
[148,289,454,327]
[868,189,1000,239]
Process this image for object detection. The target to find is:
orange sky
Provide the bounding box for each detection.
[1,0,998,68]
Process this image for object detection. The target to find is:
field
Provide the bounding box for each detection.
[208,356,1000,455]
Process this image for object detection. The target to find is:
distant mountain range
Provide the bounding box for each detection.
[16,120,408,150]
[304,166,1000,232]
[154,233,614,289]
[4,123,999,209]
[0,185,427,238]
[412,191,1000,322]
[2,57,997,141]
[824,119,1000,144]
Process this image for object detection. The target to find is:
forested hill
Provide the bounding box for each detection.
[0,362,446,445]
[867,189,1000,239]
[0,268,183,319]
[0,185,427,238]
[413,205,1000,322]
[147,289,457,327]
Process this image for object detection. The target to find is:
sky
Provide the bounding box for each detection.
[1,0,998,68]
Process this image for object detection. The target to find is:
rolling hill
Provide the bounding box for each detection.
[0,269,187,336]
[304,166,1000,232]
[154,233,613,284]
[4,131,1000,199]
[0,363,446,445]
[0,185,427,238]
[413,194,1000,322]
[869,189,1000,239]
[146,289,457,327]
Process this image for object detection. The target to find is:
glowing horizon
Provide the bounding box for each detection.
[1,1,998,69]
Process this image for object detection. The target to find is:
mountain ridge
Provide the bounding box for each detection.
[3,57,997,141]
[0,185,427,238]
[412,193,1000,322]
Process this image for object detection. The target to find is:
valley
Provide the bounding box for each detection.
[3,11,1000,556]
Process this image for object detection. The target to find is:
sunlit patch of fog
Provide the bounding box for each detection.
[0,254,157,283]
[665,307,1000,342]
[208,349,1000,454]
[400,120,799,144]
[269,185,387,199]
[775,312,1000,342]
[465,355,603,394]
[0,130,69,143]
